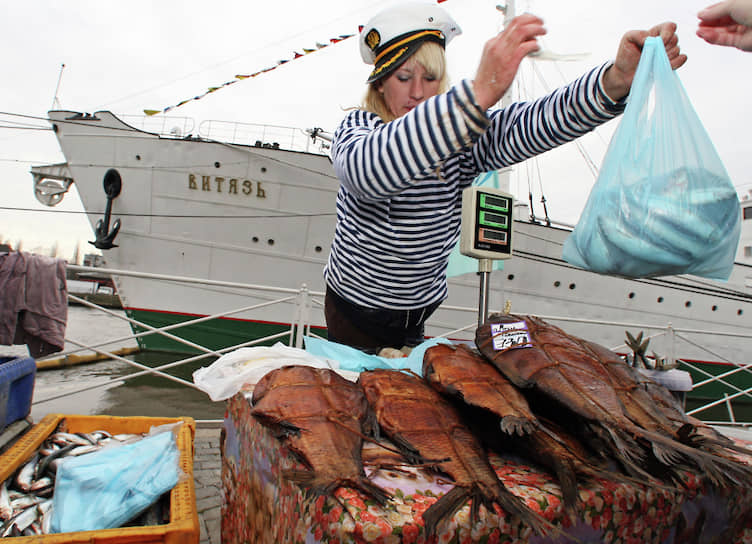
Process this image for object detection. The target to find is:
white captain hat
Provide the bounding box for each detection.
[359,1,462,83]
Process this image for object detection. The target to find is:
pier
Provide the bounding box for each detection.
[195,422,222,544]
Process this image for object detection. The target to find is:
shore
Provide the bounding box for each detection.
[67,292,122,309]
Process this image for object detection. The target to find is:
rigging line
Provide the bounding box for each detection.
[0,118,51,128]
[94,4,376,111]
[515,228,750,297]
[511,249,752,301]
[0,125,52,131]
[0,206,336,219]
[529,60,600,179]
[213,139,336,179]
[0,158,57,164]
[548,56,610,148]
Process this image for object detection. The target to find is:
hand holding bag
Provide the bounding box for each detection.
[562,37,741,280]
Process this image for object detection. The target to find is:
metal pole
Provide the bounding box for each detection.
[477,259,494,327]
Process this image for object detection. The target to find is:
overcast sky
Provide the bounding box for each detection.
[1,0,750,259]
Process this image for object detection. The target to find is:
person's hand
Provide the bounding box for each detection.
[697,0,752,51]
[602,22,688,102]
[473,14,547,111]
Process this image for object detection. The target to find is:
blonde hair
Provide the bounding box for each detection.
[362,41,449,122]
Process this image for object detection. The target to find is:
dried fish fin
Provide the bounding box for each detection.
[423,343,539,437]
[283,469,390,505]
[421,486,470,537]
[423,482,559,540]
[500,416,537,436]
[550,456,580,520]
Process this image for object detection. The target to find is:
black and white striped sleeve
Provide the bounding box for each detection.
[470,62,626,172]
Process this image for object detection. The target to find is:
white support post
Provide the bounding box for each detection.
[666,323,676,368]
[293,285,311,349]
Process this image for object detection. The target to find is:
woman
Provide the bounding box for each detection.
[323,2,687,353]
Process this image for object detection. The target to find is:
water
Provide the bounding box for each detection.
[3,305,226,422]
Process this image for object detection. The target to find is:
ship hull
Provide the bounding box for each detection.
[37,110,752,419]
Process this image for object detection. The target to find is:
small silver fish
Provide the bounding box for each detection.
[68,444,101,457]
[1,505,38,537]
[50,432,92,447]
[36,499,52,517]
[15,454,39,493]
[0,482,12,521]
[41,505,53,534]
[30,477,54,497]
[10,494,44,511]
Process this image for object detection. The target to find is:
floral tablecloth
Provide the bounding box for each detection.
[221,392,752,543]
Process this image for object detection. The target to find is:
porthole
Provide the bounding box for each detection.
[568,283,576,290]
[712,305,718,311]
[738,309,744,316]
[261,167,267,173]
[135,154,141,161]
[507,274,515,280]
[554,281,561,287]
[628,292,635,299]
[252,236,259,243]
[214,161,221,168]
[685,301,692,308]
[315,246,323,253]
[657,297,664,303]
[267,239,275,246]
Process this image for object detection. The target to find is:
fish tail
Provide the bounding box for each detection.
[553,458,581,521]
[282,470,390,505]
[351,477,390,506]
[421,486,470,537]
[490,482,563,539]
[282,469,315,487]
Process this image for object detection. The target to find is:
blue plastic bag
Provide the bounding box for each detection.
[49,425,181,533]
[304,335,451,375]
[562,37,740,280]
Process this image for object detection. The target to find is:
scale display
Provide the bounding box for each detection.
[460,186,514,260]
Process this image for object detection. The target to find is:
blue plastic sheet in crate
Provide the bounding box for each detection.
[0,356,36,431]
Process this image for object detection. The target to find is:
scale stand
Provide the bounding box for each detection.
[459,186,515,326]
[477,258,494,327]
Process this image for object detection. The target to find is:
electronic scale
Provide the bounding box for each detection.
[459,186,514,325]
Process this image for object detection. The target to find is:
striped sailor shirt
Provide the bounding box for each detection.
[324,62,625,310]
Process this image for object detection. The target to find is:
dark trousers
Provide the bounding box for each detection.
[324,286,440,354]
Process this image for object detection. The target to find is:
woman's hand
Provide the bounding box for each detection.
[473,14,547,111]
[603,22,688,102]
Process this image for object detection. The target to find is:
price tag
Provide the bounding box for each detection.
[491,321,532,351]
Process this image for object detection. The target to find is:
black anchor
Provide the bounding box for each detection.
[89,168,122,250]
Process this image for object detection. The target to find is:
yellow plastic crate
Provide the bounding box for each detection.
[0,414,198,543]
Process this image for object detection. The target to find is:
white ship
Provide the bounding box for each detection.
[30,108,752,415]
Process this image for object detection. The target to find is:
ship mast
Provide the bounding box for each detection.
[492,1,516,200]
[50,63,66,110]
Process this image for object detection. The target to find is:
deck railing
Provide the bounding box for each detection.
[34,264,752,427]
[116,113,330,154]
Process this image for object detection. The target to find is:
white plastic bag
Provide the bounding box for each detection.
[192,342,350,401]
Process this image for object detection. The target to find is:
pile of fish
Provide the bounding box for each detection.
[0,428,159,537]
[249,314,752,538]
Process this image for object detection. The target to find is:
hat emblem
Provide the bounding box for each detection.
[366,29,381,52]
